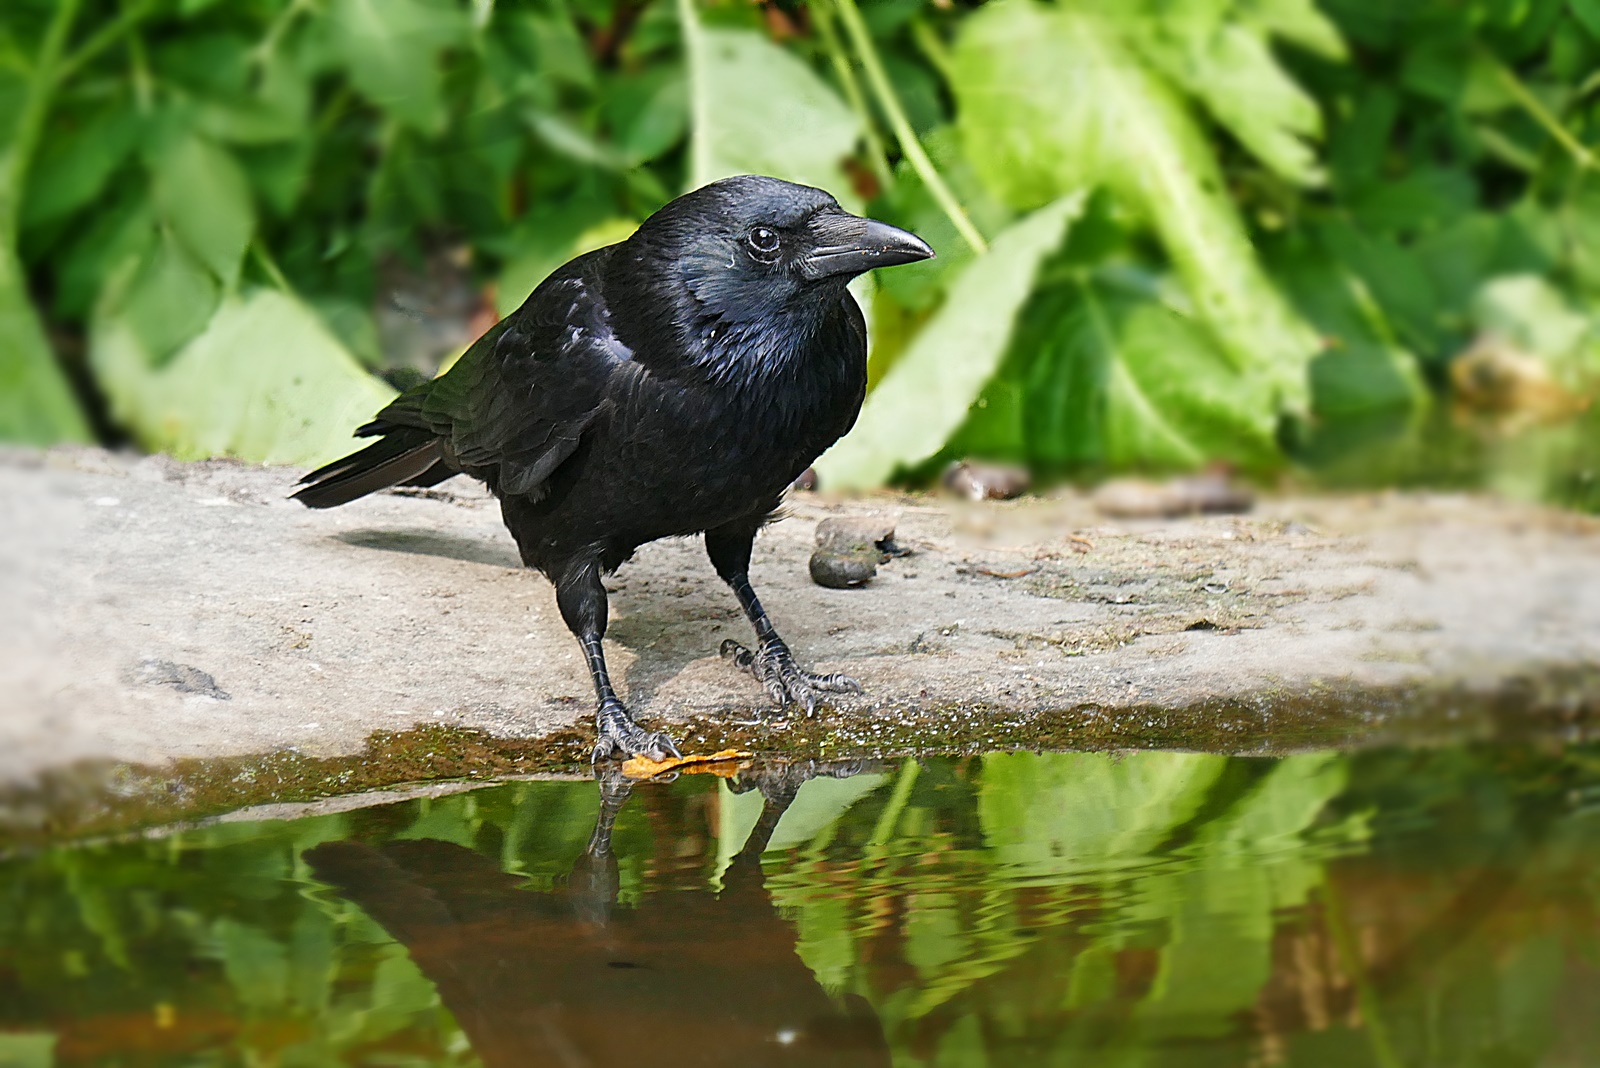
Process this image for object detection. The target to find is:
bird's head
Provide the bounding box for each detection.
[612,176,933,346]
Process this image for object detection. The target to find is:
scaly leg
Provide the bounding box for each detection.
[567,767,633,925]
[555,556,680,763]
[705,521,862,718]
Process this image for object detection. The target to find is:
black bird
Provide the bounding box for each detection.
[294,176,933,761]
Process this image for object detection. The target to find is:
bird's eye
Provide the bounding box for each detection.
[746,226,781,255]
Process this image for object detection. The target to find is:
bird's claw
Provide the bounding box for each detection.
[720,638,862,717]
[591,698,680,764]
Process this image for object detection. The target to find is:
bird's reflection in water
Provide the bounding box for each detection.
[306,761,890,1067]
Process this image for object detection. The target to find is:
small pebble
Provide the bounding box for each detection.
[811,517,903,587]
[1093,469,1254,519]
[814,516,902,556]
[810,550,878,588]
[942,460,1030,501]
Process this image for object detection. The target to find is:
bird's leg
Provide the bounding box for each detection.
[567,767,633,925]
[706,523,863,718]
[723,760,876,889]
[556,558,681,763]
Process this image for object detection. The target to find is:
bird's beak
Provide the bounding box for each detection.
[800,212,935,280]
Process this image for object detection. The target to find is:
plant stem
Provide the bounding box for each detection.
[867,759,921,847]
[128,32,154,113]
[1,0,85,227]
[812,0,893,190]
[56,0,158,85]
[252,243,294,294]
[0,0,93,442]
[252,0,316,70]
[1489,54,1595,171]
[909,18,953,83]
[831,0,987,253]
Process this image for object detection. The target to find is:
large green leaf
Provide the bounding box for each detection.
[1132,753,1358,1037]
[678,0,861,201]
[814,195,1083,489]
[948,248,1293,472]
[1129,0,1345,186]
[978,751,1225,878]
[950,0,1321,414]
[1095,281,1281,467]
[92,286,395,466]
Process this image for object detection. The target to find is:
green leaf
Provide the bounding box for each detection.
[524,10,597,91]
[950,0,1320,415]
[870,127,1016,315]
[1251,0,1349,58]
[1066,276,1280,468]
[1328,86,1399,194]
[1318,224,1443,358]
[1270,240,1428,419]
[20,103,141,231]
[0,1034,57,1068]
[0,243,91,444]
[1573,0,1600,40]
[150,133,255,289]
[765,773,889,852]
[115,228,221,365]
[815,195,1083,489]
[1351,166,1477,234]
[609,66,689,165]
[495,205,635,318]
[1129,0,1344,185]
[51,192,156,320]
[1474,273,1600,380]
[91,287,396,466]
[327,0,468,134]
[978,750,1225,877]
[215,919,289,1007]
[679,0,862,201]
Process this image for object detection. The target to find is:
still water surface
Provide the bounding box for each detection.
[3,744,1599,1066]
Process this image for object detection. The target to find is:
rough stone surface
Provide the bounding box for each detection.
[5,446,1600,787]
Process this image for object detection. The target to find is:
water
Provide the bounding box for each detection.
[4,744,1599,1066]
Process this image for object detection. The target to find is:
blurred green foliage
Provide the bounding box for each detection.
[4,745,1600,1063]
[1,0,1598,486]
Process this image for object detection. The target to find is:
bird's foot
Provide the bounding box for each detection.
[720,638,862,717]
[591,699,681,764]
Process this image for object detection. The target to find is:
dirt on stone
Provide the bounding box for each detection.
[5,445,1600,795]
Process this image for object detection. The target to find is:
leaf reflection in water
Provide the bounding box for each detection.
[2,745,1599,1066]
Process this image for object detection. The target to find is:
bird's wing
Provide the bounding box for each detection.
[363,251,628,500]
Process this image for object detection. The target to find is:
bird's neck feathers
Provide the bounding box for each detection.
[684,296,844,389]
[608,247,852,391]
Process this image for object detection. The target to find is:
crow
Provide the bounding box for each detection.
[293,176,933,761]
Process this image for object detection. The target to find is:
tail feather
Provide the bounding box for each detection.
[400,462,458,489]
[293,430,443,509]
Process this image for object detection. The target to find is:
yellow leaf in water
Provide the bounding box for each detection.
[621,749,752,780]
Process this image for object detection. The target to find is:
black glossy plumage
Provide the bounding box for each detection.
[295,176,933,759]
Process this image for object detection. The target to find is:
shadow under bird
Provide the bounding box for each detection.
[293,176,933,761]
